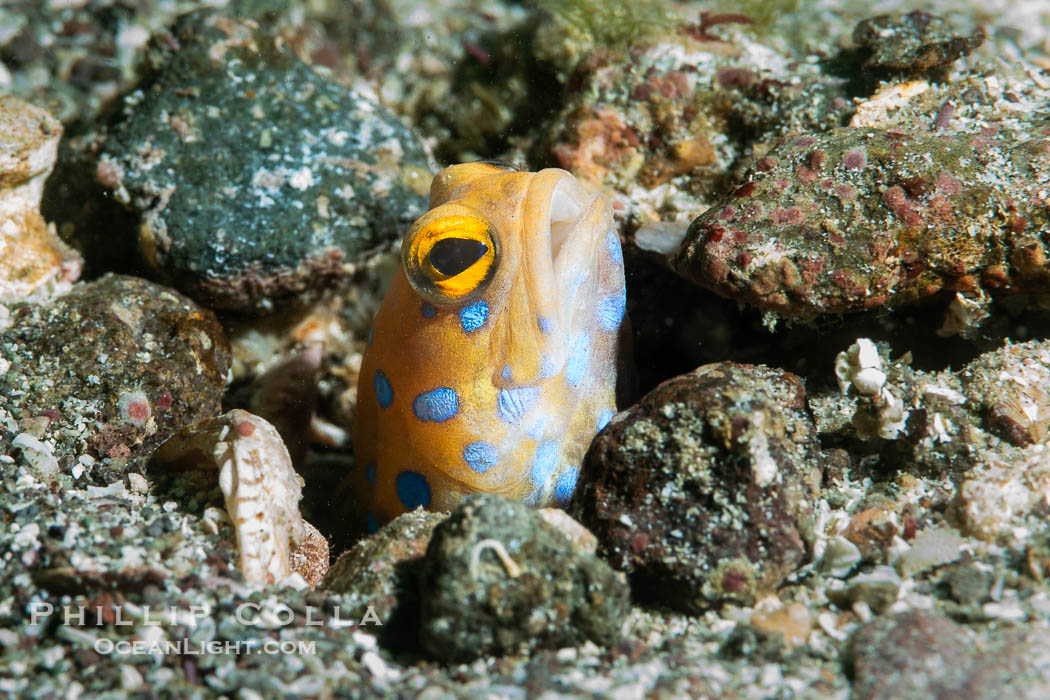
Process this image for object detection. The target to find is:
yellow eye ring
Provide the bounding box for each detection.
[403,214,499,304]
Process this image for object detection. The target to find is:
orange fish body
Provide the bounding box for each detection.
[351,162,626,530]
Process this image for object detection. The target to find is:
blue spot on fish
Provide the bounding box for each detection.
[525,416,548,440]
[554,467,579,505]
[365,462,377,487]
[460,300,488,332]
[537,316,553,334]
[501,365,513,382]
[565,333,590,386]
[606,229,623,265]
[463,441,498,473]
[396,471,431,509]
[531,440,559,486]
[374,369,393,409]
[413,388,459,422]
[538,354,558,379]
[597,409,614,431]
[421,302,436,318]
[598,289,626,332]
[497,386,539,424]
[366,513,379,533]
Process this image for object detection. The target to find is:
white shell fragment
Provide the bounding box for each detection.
[849,81,929,129]
[538,508,598,554]
[12,432,60,477]
[835,338,908,439]
[154,409,328,585]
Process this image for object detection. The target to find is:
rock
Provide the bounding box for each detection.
[419,494,629,662]
[0,274,229,471]
[570,362,821,612]
[828,566,901,614]
[849,610,976,699]
[951,444,1050,543]
[56,11,431,312]
[897,527,964,577]
[321,509,444,652]
[672,122,1050,317]
[536,19,852,236]
[960,340,1050,447]
[850,610,1050,700]
[842,506,900,563]
[0,94,81,303]
[853,11,985,77]
[820,535,863,578]
[749,602,812,650]
[938,562,992,607]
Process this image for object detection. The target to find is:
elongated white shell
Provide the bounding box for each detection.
[155,409,327,585]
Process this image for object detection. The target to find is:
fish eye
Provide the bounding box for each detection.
[403,214,499,304]
[428,238,488,277]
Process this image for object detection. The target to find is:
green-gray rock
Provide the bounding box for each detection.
[91,11,431,312]
[419,494,629,662]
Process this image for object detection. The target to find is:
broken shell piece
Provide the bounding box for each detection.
[538,508,598,554]
[154,409,329,585]
[290,520,329,587]
[12,432,60,477]
[835,338,885,394]
[849,81,929,129]
[961,340,1050,447]
[938,290,991,338]
[0,94,82,302]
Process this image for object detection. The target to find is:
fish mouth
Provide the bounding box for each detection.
[548,177,587,263]
[516,168,613,350]
[545,174,609,280]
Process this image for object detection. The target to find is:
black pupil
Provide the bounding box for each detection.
[429,238,488,276]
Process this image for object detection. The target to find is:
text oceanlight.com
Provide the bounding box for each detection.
[93,638,316,656]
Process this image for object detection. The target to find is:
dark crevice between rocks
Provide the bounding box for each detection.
[41,135,146,282]
[430,18,567,165]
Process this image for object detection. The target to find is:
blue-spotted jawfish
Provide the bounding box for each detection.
[350,162,628,530]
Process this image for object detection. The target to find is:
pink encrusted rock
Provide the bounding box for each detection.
[673,124,1050,318]
[0,94,82,302]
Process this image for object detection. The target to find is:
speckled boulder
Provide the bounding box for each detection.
[673,123,1050,317]
[0,274,229,470]
[570,362,821,612]
[321,509,444,652]
[849,609,1050,700]
[419,494,629,662]
[67,11,431,312]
